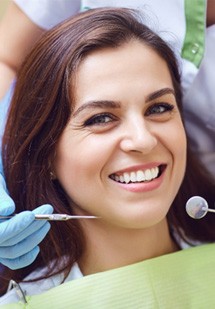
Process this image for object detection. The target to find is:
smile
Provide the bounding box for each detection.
[109,165,165,184]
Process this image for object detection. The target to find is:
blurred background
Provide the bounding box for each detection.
[0,0,10,20]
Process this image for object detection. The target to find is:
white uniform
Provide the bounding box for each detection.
[0,262,83,305]
[12,0,203,90]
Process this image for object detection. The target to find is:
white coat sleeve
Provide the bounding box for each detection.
[13,0,81,30]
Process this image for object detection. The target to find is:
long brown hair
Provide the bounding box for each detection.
[1,8,214,294]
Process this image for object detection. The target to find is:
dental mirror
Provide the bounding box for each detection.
[186,196,215,219]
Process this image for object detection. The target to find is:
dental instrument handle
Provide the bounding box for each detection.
[34,214,99,220]
[203,207,215,213]
[0,214,99,221]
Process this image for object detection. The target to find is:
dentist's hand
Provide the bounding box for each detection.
[0,174,53,269]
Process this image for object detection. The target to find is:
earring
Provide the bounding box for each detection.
[50,171,56,180]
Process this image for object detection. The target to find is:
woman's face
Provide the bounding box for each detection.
[54,40,187,229]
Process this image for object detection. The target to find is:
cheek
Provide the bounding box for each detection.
[54,147,77,192]
[174,122,187,157]
[54,135,112,194]
[166,120,187,173]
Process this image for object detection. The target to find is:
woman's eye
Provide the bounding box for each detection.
[84,113,116,126]
[145,103,174,116]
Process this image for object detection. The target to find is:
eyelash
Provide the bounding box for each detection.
[84,113,117,126]
[145,102,175,116]
[83,103,175,127]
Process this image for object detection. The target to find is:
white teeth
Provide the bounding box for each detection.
[136,170,145,182]
[151,167,158,178]
[120,175,124,183]
[124,173,130,184]
[130,172,136,182]
[115,175,120,182]
[111,166,159,184]
[145,169,152,181]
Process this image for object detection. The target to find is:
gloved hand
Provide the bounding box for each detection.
[0,175,53,270]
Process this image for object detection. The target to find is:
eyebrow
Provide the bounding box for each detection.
[146,88,176,102]
[73,87,176,117]
[73,100,121,117]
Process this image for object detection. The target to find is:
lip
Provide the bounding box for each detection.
[109,164,167,193]
[110,162,163,175]
[111,162,162,175]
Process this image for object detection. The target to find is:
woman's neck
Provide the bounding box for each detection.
[78,218,178,276]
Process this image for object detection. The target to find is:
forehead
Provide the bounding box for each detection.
[73,40,173,103]
[77,39,166,71]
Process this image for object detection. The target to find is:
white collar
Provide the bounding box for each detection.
[0,262,83,305]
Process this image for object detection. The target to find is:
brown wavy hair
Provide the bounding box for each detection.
[1,8,214,294]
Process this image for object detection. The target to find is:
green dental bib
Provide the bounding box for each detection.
[3,243,215,308]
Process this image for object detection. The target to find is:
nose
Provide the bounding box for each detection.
[120,117,157,154]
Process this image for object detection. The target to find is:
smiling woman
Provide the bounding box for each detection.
[0,7,215,307]
[54,40,186,235]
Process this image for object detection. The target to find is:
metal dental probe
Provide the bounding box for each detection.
[0,214,99,221]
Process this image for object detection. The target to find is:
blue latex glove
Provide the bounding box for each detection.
[0,84,53,270]
[0,177,53,269]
